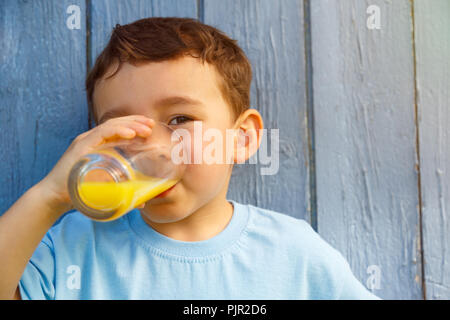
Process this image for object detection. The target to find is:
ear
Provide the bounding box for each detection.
[233,109,264,164]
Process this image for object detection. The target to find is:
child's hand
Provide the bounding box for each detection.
[36,115,155,215]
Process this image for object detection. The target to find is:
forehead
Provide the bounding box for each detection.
[93,57,226,118]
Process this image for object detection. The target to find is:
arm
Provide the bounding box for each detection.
[0,115,154,300]
[12,287,21,300]
[0,180,68,299]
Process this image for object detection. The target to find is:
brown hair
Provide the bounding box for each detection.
[86,17,252,125]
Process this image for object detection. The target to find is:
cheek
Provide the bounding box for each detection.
[176,124,233,193]
[182,125,236,165]
[182,163,230,192]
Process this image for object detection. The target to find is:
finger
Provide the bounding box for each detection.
[121,122,152,137]
[83,126,137,148]
[75,115,156,149]
[105,115,155,127]
[132,117,155,127]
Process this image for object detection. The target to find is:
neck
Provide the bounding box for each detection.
[141,196,234,242]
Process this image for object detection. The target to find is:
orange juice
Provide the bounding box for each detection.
[68,128,186,222]
[77,177,177,221]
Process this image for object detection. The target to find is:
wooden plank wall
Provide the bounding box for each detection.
[311,0,422,299]
[0,0,448,299]
[414,0,450,300]
[0,0,88,214]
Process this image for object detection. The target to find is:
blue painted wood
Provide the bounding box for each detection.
[414,0,450,300]
[311,0,423,299]
[0,0,88,215]
[204,0,311,222]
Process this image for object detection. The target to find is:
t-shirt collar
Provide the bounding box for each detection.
[126,199,248,258]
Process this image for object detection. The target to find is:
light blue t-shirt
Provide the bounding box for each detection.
[19,200,380,300]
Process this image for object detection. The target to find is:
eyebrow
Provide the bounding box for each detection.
[98,96,204,124]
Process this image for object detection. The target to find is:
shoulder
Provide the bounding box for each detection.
[242,202,326,251]
[45,210,129,248]
[239,202,335,254]
[237,202,355,298]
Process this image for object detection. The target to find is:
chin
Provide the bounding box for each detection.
[139,201,191,224]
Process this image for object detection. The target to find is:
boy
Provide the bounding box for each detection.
[0,17,379,299]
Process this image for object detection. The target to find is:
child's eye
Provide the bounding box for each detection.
[168,115,193,125]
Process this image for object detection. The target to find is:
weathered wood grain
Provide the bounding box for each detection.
[414,0,450,300]
[311,0,423,299]
[0,0,88,215]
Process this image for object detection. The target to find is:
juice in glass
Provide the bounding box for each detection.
[67,121,185,222]
[77,177,177,221]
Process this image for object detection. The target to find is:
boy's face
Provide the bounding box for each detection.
[93,57,237,223]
